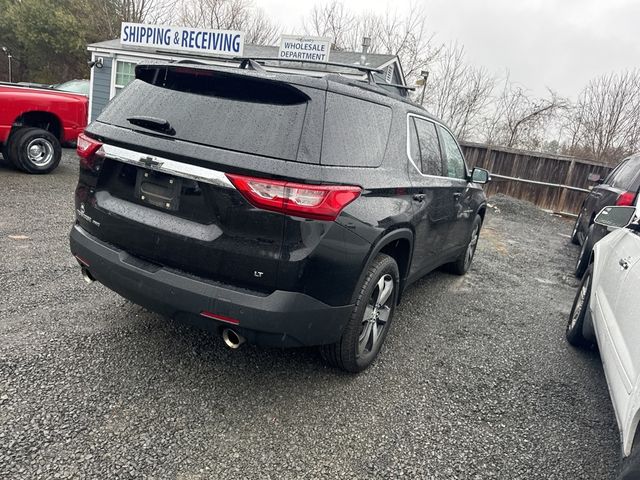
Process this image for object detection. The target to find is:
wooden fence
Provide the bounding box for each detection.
[461,142,613,216]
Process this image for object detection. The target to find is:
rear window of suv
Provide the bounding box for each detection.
[97,67,311,162]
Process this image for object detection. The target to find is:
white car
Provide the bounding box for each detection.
[566,203,640,480]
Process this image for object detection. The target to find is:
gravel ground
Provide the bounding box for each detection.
[0,151,621,479]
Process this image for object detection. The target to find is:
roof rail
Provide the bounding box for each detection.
[149,56,411,94]
[240,56,384,74]
[379,82,415,91]
[237,56,414,93]
[239,58,267,73]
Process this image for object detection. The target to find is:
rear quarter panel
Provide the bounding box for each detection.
[0,86,87,142]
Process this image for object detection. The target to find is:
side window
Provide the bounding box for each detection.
[408,119,421,165]
[439,127,467,180]
[322,93,392,167]
[611,157,640,189]
[413,117,443,176]
[602,160,626,185]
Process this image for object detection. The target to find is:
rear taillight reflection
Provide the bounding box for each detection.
[226,173,361,221]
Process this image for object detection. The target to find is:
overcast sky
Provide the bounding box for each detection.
[260,0,639,99]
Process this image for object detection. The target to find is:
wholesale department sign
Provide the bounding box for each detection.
[278,35,331,62]
[120,23,244,57]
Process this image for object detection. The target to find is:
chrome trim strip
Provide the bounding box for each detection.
[100,144,234,188]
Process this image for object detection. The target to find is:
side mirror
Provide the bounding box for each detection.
[594,206,637,230]
[587,173,603,183]
[471,167,490,184]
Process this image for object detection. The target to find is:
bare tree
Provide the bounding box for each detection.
[303,1,356,50]
[244,7,280,45]
[88,0,174,39]
[180,0,280,44]
[423,43,495,140]
[303,2,440,79]
[481,75,567,149]
[564,70,640,163]
[374,4,440,79]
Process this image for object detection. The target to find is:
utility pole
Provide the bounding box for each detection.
[419,70,429,105]
[2,47,12,82]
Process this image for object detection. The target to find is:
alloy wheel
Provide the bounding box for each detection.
[357,274,394,356]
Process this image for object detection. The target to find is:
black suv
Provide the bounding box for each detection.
[69,62,489,372]
[571,153,640,277]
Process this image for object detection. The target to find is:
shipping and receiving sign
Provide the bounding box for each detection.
[278,35,331,62]
[121,23,244,57]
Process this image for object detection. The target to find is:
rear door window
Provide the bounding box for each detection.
[611,156,640,190]
[410,117,444,176]
[320,93,392,167]
[438,127,467,180]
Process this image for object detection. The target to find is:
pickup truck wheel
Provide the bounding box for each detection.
[447,215,482,275]
[321,253,399,373]
[566,265,593,348]
[10,127,61,174]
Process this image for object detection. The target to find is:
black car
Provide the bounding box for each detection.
[571,153,640,277]
[69,61,489,372]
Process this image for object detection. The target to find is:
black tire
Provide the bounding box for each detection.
[575,224,594,278]
[447,214,482,275]
[2,129,28,169]
[618,431,640,480]
[570,212,582,245]
[0,143,9,166]
[321,253,399,373]
[566,265,593,348]
[8,127,61,174]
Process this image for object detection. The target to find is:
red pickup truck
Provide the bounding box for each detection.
[0,83,88,174]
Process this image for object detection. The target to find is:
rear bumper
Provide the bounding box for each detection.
[69,225,353,347]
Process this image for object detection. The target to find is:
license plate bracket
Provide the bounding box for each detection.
[134,168,182,211]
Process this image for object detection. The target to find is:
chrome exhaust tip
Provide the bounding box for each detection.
[81,267,95,284]
[222,328,245,349]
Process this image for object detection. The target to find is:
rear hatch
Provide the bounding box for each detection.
[77,64,325,293]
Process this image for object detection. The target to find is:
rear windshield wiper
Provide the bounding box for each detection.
[127,116,176,135]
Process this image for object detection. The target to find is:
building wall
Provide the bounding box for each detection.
[90,57,113,121]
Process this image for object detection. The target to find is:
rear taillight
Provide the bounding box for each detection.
[226,174,362,221]
[77,133,102,158]
[616,191,636,206]
[76,133,103,170]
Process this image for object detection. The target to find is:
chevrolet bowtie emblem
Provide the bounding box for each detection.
[140,156,162,167]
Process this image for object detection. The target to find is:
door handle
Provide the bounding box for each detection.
[619,258,630,270]
[413,193,425,202]
[453,192,462,200]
